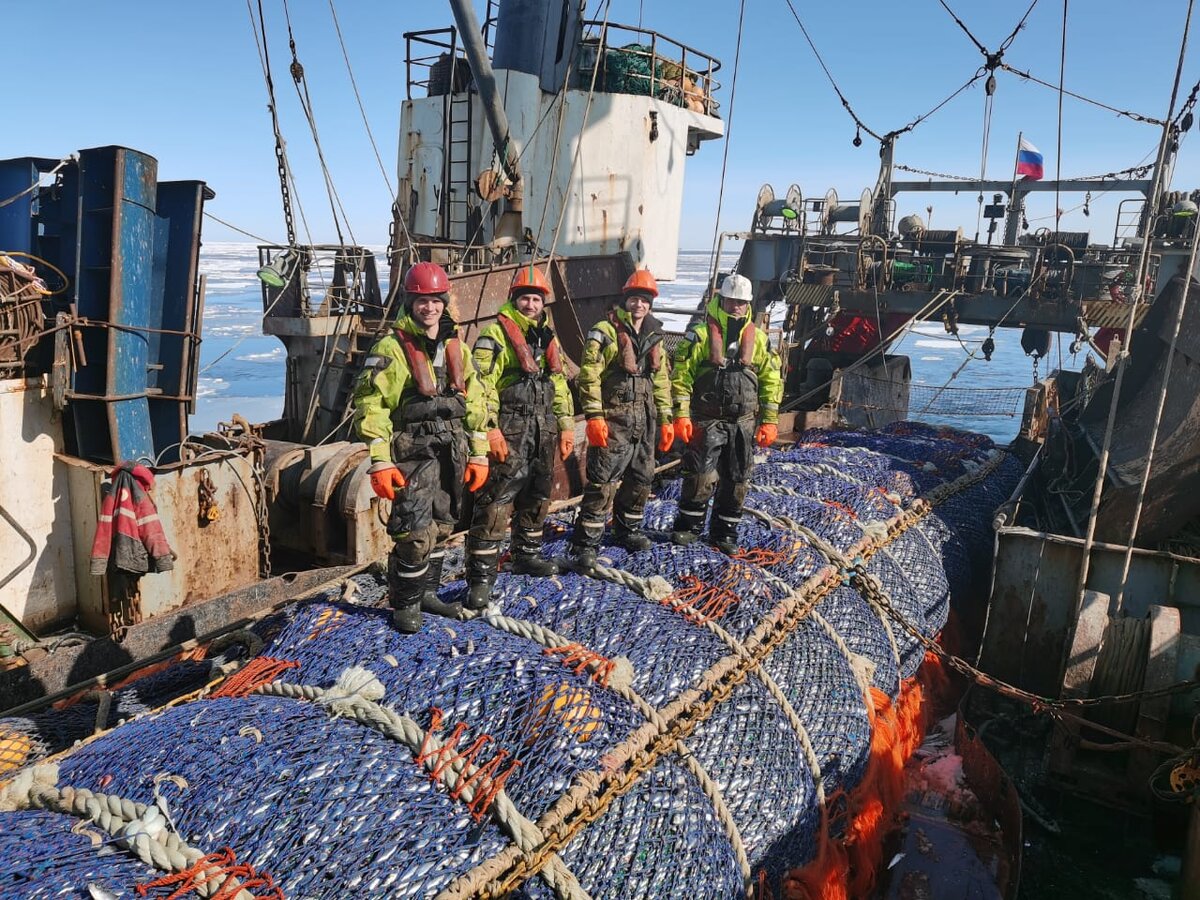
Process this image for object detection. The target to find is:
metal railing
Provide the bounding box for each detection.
[577,21,721,116]
[404,28,468,100]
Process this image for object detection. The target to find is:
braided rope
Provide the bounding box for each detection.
[1,768,259,899]
[810,611,875,700]
[588,562,674,601]
[253,679,589,900]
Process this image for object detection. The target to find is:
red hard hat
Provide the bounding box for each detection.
[509,263,551,297]
[403,261,450,295]
[623,268,658,298]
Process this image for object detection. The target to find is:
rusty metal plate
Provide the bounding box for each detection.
[1082,300,1150,329]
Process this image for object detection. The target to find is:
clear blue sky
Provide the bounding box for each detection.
[6,1,1197,251]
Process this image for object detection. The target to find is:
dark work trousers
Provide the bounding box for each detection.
[466,393,558,582]
[386,423,467,609]
[671,415,755,544]
[573,389,656,550]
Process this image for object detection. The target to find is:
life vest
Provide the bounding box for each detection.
[692,315,759,420]
[611,310,663,376]
[706,314,755,367]
[599,311,664,417]
[393,326,467,424]
[497,312,563,375]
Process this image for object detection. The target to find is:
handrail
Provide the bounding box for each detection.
[578,20,722,116]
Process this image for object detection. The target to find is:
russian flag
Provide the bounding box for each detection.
[1016,137,1044,181]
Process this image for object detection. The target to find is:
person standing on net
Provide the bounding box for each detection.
[670,272,782,554]
[352,262,491,633]
[465,264,576,610]
[570,268,674,571]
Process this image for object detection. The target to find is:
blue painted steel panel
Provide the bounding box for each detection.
[149,181,206,462]
[11,146,206,465]
[105,149,157,463]
[71,147,158,463]
[0,158,44,254]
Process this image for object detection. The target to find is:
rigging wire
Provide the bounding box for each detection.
[249,0,299,246]
[326,0,416,259]
[202,211,277,244]
[541,0,614,345]
[545,0,612,264]
[783,0,983,145]
[780,0,881,141]
[935,0,988,56]
[706,0,748,279]
[282,0,355,248]
[1053,0,1068,239]
[891,70,986,139]
[975,75,995,241]
[1074,0,1196,628]
[999,0,1041,52]
[999,62,1163,125]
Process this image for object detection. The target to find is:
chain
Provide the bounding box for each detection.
[848,564,1197,716]
[274,139,296,247]
[894,163,977,181]
[468,455,982,897]
[252,443,272,580]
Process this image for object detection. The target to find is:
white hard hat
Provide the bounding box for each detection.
[718,273,752,303]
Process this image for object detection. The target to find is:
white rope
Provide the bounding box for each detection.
[255,671,589,900]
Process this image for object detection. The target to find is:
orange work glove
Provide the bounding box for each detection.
[487,428,509,463]
[463,457,489,492]
[658,423,674,453]
[755,423,778,448]
[586,417,609,448]
[674,416,694,445]
[559,430,575,461]
[368,462,407,500]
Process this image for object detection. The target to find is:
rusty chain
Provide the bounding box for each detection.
[460,453,1007,897]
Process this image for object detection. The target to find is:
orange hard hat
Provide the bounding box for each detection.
[623,268,658,299]
[510,263,551,297]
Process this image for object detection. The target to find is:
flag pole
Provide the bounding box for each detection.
[1005,131,1024,245]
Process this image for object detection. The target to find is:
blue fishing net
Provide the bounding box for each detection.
[1,422,1021,899]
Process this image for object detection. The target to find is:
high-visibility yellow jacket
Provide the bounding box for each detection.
[472,301,575,433]
[577,307,672,425]
[353,312,490,462]
[671,295,782,424]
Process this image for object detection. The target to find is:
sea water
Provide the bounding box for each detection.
[193,243,1084,442]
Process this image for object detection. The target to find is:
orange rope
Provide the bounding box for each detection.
[661,574,742,625]
[305,607,347,641]
[824,500,858,520]
[134,847,284,899]
[543,644,616,687]
[209,658,300,700]
[414,707,522,821]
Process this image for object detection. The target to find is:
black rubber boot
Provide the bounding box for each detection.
[709,535,739,556]
[465,575,495,611]
[614,526,653,552]
[465,538,499,611]
[671,529,700,546]
[387,554,426,634]
[421,551,462,619]
[570,544,597,573]
[511,552,559,576]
